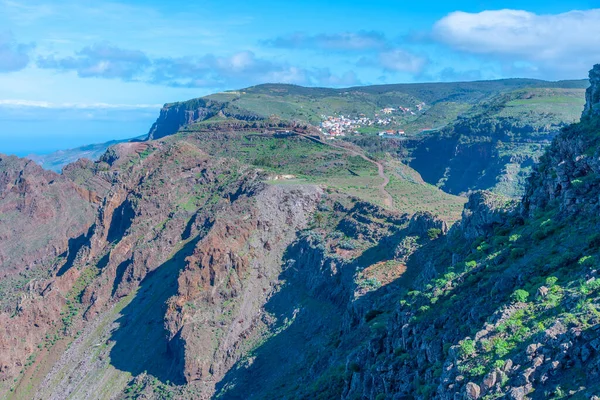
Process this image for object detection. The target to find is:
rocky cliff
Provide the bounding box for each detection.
[523,64,600,216]
[335,64,600,400]
[584,65,600,119]
[147,99,224,140]
[146,98,265,140]
[0,155,97,307]
[2,67,600,400]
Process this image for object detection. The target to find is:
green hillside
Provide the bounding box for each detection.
[147,79,587,198]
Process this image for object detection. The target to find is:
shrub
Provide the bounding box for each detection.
[339,239,358,250]
[511,289,530,303]
[545,276,558,286]
[579,278,600,296]
[494,338,513,357]
[578,255,595,267]
[427,228,442,240]
[459,339,476,358]
[470,364,486,376]
[571,178,584,187]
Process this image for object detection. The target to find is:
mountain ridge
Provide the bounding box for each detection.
[0,67,599,399]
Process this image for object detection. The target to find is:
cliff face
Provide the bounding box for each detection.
[584,65,600,119]
[146,98,265,140]
[0,155,97,304]
[336,65,600,400]
[3,67,600,400]
[147,99,222,140]
[1,126,450,399]
[523,64,600,216]
[408,109,567,197]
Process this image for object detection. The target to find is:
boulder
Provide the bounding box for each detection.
[465,382,481,399]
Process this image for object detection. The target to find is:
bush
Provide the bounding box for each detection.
[427,228,442,240]
[459,339,476,358]
[545,276,558,286]
[494,338,513,357]
[470,364,486,376]
[339,239,358,250]
[511,289,530,303]
[578,255,596,267]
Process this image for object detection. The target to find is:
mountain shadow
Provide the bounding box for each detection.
[108,236,201,385]
[57,223,96,277]
[214,226,420,399]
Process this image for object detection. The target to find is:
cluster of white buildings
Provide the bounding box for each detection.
[379,106,420,116]
[320,115,364,136]
[319,103,426,137]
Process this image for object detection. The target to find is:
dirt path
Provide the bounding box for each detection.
[296,133,394,208]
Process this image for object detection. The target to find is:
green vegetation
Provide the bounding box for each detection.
[406,86,586,197]
[173,130,465,219]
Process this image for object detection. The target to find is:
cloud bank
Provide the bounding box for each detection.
[0,31,33,72]
[264,31,388,51]
[36,44,361,88]
[433,9,600,77]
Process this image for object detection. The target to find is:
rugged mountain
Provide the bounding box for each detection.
[1,67,600,400]
[0,155,98,310]
[329,65,600,399]
[0,118,459,398]
[406,87,586,197]
[145,79,586,198]
[28,136,145,173]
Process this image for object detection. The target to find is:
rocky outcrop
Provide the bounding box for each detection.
[146,98,266,140]
[0,155,96,293]
[146,99,224,140]
[459,191,517,240]
[523,65,600,216]
[164,185,322,389]
[0,155,100,386]
[583,64,600,119]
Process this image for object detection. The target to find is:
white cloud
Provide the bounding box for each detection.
[0,31,33,72]
[38,43,150,80]
[378,49,428,73]
[356,48,428,75]
[264,31,388,51]
[433,9,600,78]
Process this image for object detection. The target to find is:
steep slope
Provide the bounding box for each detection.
[407,87,586,197]
[28,136,144,173]
[145,79,586,199]
[0,155,98,310]
[295,65,600,400]
[2,69,599,400]
[1,131,448,399]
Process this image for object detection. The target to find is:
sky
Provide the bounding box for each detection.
[1,0,599,155]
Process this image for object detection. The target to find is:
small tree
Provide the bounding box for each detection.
[427,228,442,240]
[511,289,529,303]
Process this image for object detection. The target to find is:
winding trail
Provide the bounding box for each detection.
[296,132,394,208]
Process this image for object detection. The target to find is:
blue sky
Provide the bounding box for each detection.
[1,0,599,155]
